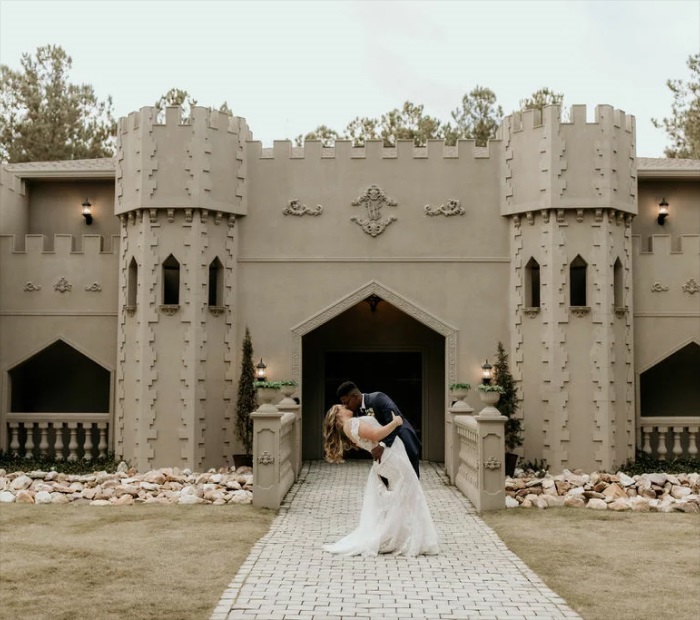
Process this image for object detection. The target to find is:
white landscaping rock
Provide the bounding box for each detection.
[587,498,608,510]
[10,475,32,490]
[34,491,53,504]
[0,490,16,503]
[505,496,519,509]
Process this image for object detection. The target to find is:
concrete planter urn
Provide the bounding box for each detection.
[449,383,472,411]
[278,381,298,408]
[254,382,282,406]
[479,391,501,406]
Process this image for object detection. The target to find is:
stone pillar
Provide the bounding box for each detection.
[277,399,301,477]
[251,403,284,509]
[474,405,507,512]
[445,402,474,484]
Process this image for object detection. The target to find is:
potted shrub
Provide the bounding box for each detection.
[253,380,283,405]
[234,328,256,468]
[493,341,523,476]
[278,380,298,407]
[448,382,472,411]
[476,383,504,405]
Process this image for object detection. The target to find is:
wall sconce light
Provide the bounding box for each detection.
[481,359,492,385]
[365,294,382,312]
[82,198,93,225]
[256,358,267,381]
[657,198,669,225]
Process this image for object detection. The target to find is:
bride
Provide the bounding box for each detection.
[322,404,439,557]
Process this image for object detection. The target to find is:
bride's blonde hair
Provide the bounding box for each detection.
[323,404,355,463]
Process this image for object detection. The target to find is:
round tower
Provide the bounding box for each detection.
[114,106,251,470]
[502,104,637,471]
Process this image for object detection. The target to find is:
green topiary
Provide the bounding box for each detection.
[235,327,257,457]
[493,341,523,452]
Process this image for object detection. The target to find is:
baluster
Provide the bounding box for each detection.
[97,423,108,459]
[54,423,65,461]
[688,426,699,458]
[38,422,50,458]
[672,426,684,458]
[657,426,668,460]
[24,422,35,459]
[9,422,20,457]
[67,422,79,462]
[83,423,93,462]
[642,427,652,455]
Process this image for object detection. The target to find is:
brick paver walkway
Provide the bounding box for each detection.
[211,461,580,620]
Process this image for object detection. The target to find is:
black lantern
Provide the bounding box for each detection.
[365,294,382,312]
[481,359,492,385]
[657,198,669,225]
[256,358,267,381]
[82,198,93,225]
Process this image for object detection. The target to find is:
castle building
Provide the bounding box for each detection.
[1,104,698,472]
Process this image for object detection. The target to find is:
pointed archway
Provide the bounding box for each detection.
[291,281,458,461]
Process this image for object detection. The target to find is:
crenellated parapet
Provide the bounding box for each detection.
[501,104,637,216]
[248,139,499,160]
[115,106,251,216]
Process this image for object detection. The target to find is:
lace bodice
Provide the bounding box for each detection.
[346,416,380,452]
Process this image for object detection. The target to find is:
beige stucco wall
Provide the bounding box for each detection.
[0,104,697,472]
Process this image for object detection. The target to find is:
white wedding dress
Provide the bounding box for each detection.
[323,417,439,557]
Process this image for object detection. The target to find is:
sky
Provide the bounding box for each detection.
[1,0,698,156]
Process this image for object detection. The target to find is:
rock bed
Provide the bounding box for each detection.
[506,469,700,512]
[0,462,253,506]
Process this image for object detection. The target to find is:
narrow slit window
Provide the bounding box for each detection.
[162,254,180,305]
[613,258,623,307]
[208,257,223,306]
[525,258,540,307]
[127,257,138,307]
[570,255,587,306]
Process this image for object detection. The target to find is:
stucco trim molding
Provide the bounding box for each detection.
[290,280,458,386]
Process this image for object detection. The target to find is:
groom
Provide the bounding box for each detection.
[337,381,421,478]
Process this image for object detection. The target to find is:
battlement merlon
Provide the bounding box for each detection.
[500,104,638,217]
[115,106,252,217]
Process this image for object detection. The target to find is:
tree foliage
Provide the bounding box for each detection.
[520,87,564,112]
[0,45,116,163]
[235,327,257,457]
[653,53,700,159]
[449,86,503,147]
[155,87,231,120]
[493,341,523,452]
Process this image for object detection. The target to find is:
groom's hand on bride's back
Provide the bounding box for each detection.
[371,444,384,463]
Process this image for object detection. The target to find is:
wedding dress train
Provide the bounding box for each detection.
[323,417,439,557]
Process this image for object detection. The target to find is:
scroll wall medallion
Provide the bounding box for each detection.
[424,199,464,217]
[682,278,699,294]
[54,277,72,293]
[84,282,102,292]
[284,199,323,217]
[351,185,397,237]
[24,282,41,292]
[651,282,669,293]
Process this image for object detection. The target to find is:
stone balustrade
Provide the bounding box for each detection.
[6,413,109,462]
[639,417,699,460]
[446,400,507,512]
[251,394,300,509]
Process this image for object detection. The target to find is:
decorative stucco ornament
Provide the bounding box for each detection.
[258,451,274,465]
[351,185,397,237]
[424,199,464,217]
[650,282,669,292]
[54,277,72,293]
[681,278,699,294]
[284,199,323,216]
[484,456,501,471]
[84,282,102,292]
[23,282,41,292]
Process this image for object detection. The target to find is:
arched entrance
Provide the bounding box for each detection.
[292,281,457,462]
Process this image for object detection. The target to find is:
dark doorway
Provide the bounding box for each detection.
[325,351,422,460]
[10,340,110,413]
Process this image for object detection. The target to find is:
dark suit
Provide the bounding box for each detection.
[361,391,421,478]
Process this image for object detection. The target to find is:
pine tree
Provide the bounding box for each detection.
[235,327,257,457]
[494,341,523,452]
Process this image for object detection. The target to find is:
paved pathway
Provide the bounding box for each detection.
[211,461,580,620]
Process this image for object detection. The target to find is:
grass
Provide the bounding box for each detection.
[482,508,700,620]
[1,491,698,620]
[0,504,276,620]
